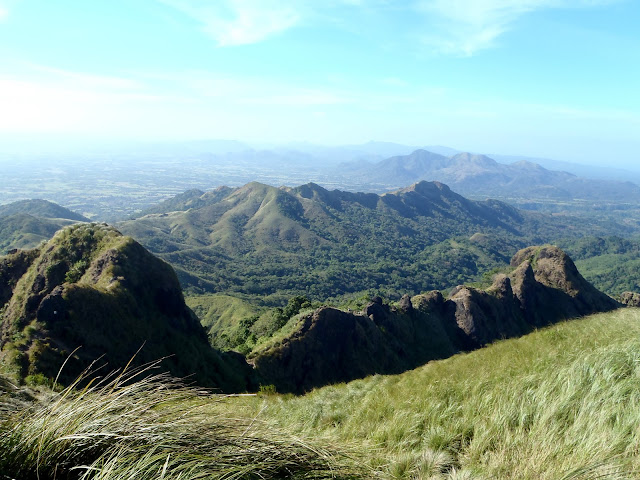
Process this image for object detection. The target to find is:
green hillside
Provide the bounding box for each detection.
[0,213,77,253]
[3,308,640,479]
[118,181,632,305]
[0,199,89,253]
[0,223,250,391]
[0,199,89,222]
[557,235,640,295]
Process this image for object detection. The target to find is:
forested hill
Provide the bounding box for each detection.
[117,180,633,304]
[0,199,88,222]
[0,199,89,252]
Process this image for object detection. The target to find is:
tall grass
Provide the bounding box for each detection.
[4,309,640,479]
[231,309,640,479]
[0,361,358,480]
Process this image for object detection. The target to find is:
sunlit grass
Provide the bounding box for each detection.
[0,361,358,480]
[228,308,640,479]
[4,309,640,479]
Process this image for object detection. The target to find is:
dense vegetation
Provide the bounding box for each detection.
[3,309,640,479]
[187,293,315,354]
[118,181,632,307]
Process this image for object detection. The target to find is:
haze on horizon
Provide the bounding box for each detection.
[0,0,639,170]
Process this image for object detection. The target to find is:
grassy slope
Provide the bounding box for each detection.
[0,213,79,252]
[185,293,261,342]
[3,308,640,479]
[0,365,354,480]
[221,308,640,479]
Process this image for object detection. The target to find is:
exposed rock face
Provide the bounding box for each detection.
[620,292,640,307]
[252,302,464,394]
[448,275,529,345]
[0,249,39,307]
[253,245,620,393]
[0,224,251,391]
[510,246,620,325]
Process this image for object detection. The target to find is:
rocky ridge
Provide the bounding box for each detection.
[252,245,621,393]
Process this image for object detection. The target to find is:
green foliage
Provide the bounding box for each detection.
[558,235,640,295]
[64,259,88,283]
[119,182,630,307]
[187,293,315,354]
[283,295,312,318]
[259,384,278,396]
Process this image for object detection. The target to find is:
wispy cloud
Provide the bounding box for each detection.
[159,0,302,46]
[416,0,617,56]
[0,6,8,21]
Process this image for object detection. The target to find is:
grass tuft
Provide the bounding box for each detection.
[0,360,358,479]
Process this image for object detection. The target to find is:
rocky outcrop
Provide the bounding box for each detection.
[448,275,530,345]
[0,224,252,391]
[253,245,620,393]
[620,292,640,307]
[510,246,620,325]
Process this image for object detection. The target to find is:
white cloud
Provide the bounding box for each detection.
[416,0,617,55]
[0,66,167,134]
[159,0,302,46]
[0,6,8,21]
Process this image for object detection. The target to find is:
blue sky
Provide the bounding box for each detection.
[0,0,638,166]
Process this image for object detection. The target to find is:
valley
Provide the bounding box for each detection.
[2,150,640,479]
[3,146,640,224]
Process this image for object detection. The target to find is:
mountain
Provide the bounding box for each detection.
[133,186,236,218]
[354,149,640,205]
[0,223,251,390]
[489,153,640,183]
[251,245,620,393]
[0,199,89,222]
[117,180,632,303]
[0,214,75,253]
[0,200,89,253]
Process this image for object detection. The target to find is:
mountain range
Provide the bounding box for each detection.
[3,142,640,222]
[0,222,623,394]
[347,149,640,207]
[117,180,633,303]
